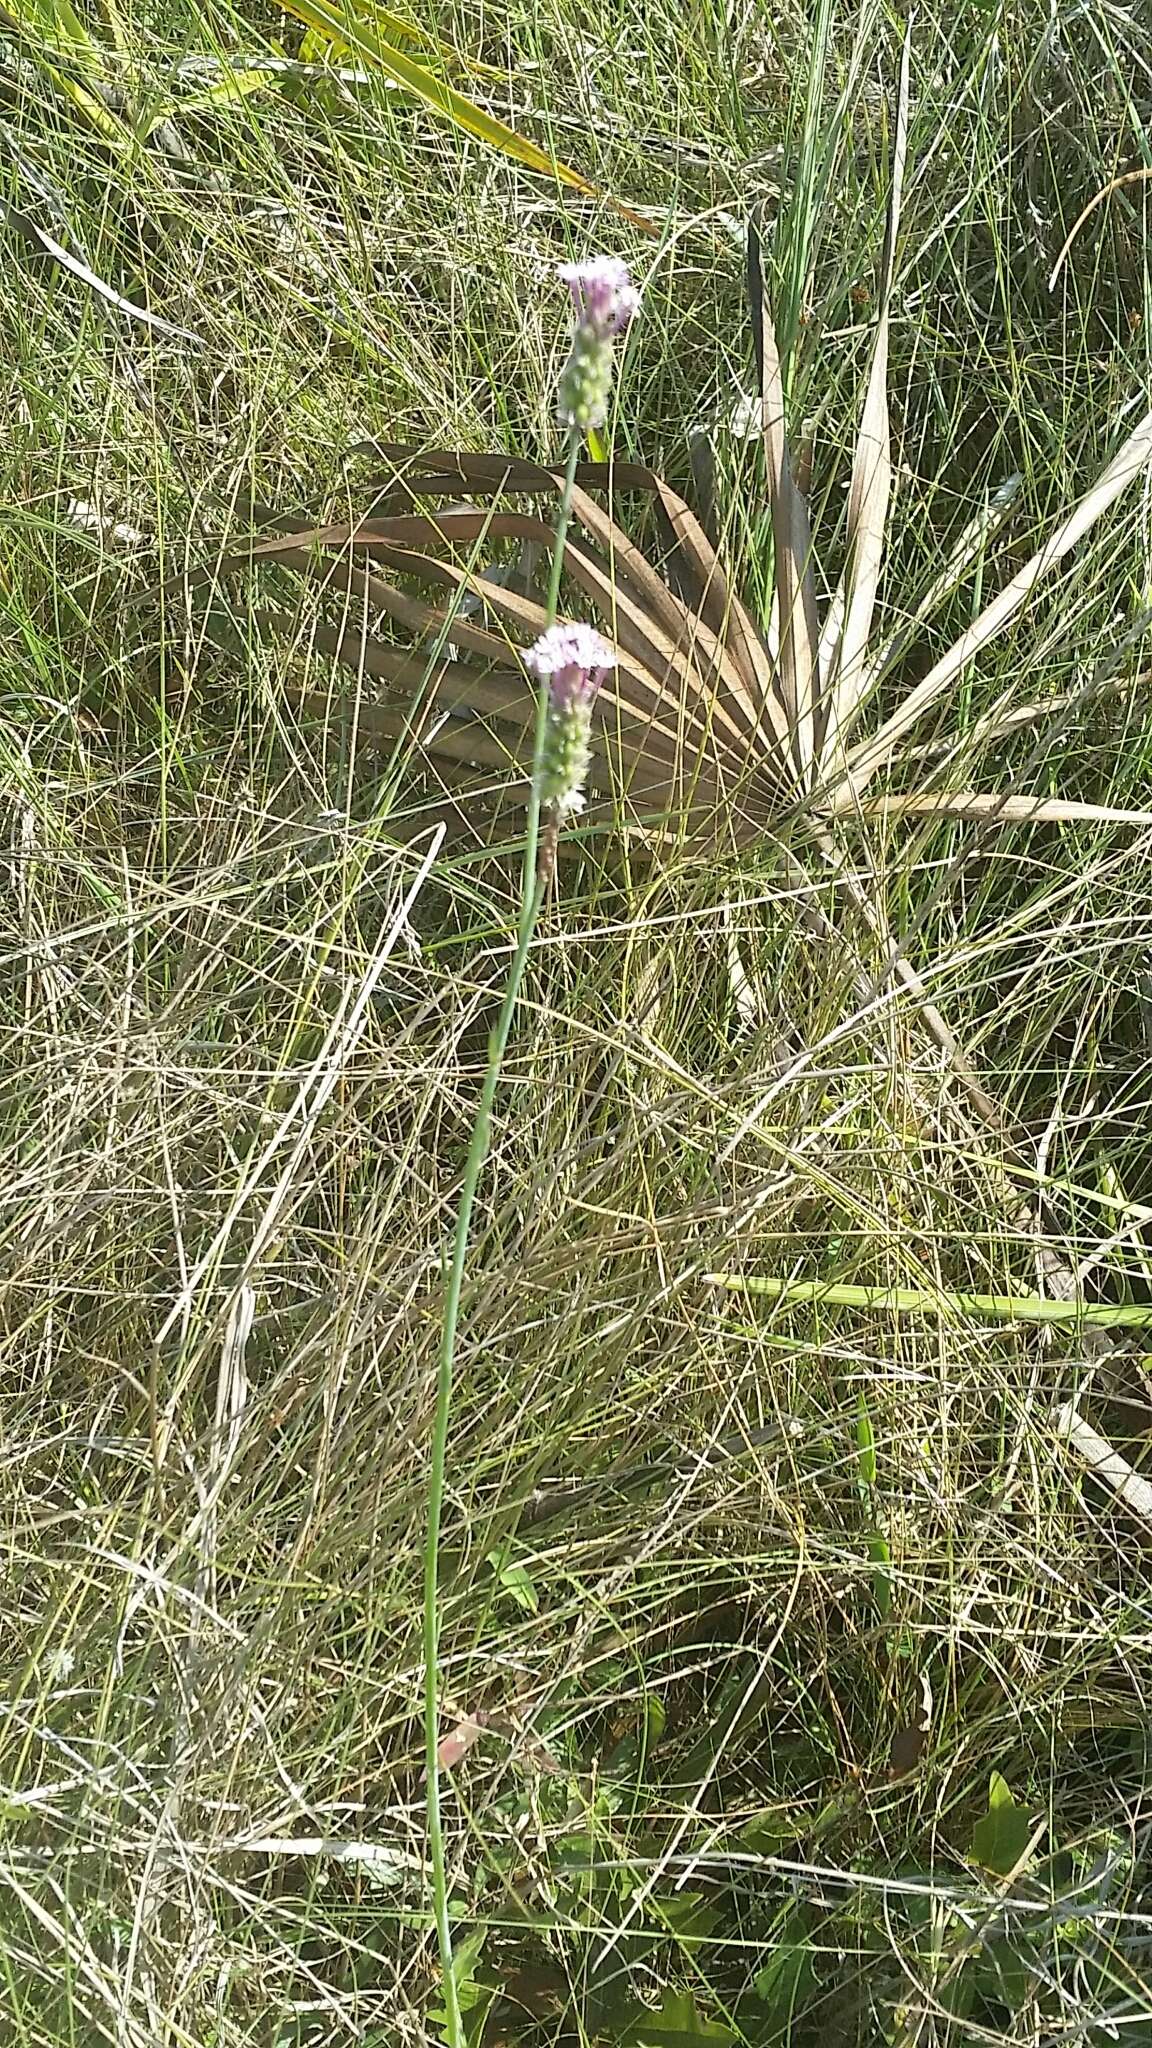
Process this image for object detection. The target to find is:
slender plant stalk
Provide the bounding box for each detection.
[707,1271,1152,1327]
[423,429,582,2048]
[521,434,583,905]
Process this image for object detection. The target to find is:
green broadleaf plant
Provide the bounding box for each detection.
[969,1771,1033,1877]
[275,0,646,219]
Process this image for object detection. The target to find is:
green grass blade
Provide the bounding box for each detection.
[706,1273,1152,1327]
[0,0,139,145]
[277,0,600,196]
[0,0,103,68]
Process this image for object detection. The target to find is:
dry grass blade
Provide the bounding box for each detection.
[816,31,910,765]
[750,223,820,786]
[834,402,1152,801]
[1048,166,1152,290]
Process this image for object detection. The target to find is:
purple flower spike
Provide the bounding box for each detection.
[555,255,637,432]
[558,256,638,340]
[525,623,615,817]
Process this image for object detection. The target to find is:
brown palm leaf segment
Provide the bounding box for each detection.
[222,446,798,850]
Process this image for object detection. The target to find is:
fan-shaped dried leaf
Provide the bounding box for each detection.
[192,376,1152,865]
[194,455,785,845]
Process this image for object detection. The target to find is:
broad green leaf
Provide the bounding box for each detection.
[628,1987,736,2045]
[496,1560,538,1613]
[866,1528,893,1616]
[740,1806,805,1853]
[970,1772,1033,1875]
[276,0,597,194]
[754,1937,816,2022]
[855,1391,877,1486]
[429,1983,495,2048]
[166,65,280,120]
[428,1925,498,2048]
[971,1935,1033,2009]
[486,1543,538,1613]
[657,1891,722,1954]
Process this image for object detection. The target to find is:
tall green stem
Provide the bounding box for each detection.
[423,430,582,2048]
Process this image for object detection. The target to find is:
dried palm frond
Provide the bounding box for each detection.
[193,259,1152,863]
[176,140,1152,1315]
[187,50,1152,873]
[190,386,1152,856]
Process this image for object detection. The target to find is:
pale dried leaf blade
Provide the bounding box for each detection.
[759,291,820,785]
[290,688,534,776]
[839,403,1152,799]
[1055,1403,1152,1532]
[7,205,199,342]
[360,458,769,762]
[831,790,1152,828]
[816,260,890,749]
[818,31,911,763]
[723,898,761,1034]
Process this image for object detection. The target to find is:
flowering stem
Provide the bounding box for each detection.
[521,431,582,911]
[423,427,582,2048]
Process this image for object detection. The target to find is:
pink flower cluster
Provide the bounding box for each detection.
[524,622,616,818]
[524,621,615,707]
[558,256,639,340]
[555,255,637,432]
